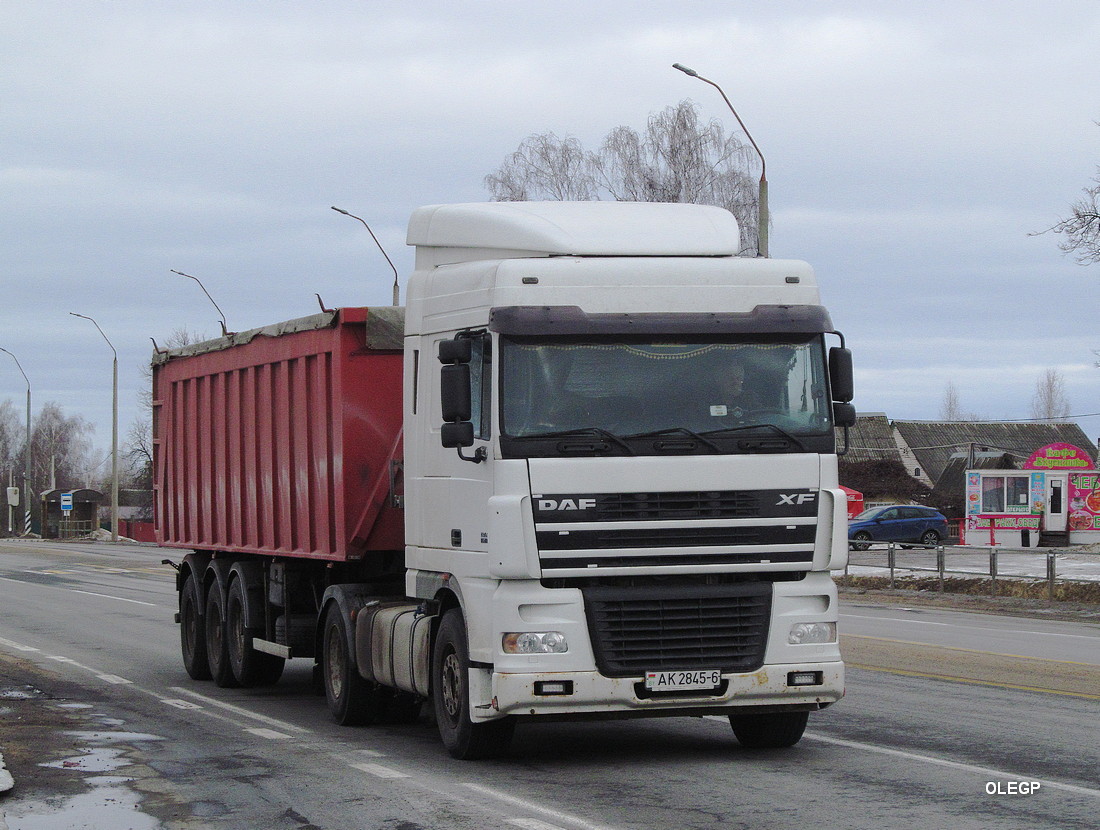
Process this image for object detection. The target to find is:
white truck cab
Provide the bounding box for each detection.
[401,201,853,757]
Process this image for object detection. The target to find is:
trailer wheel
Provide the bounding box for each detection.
[729,711,809,749]
[180,573,211,681]
[205,586,239,688]
[322,604,387,726]
[432,609,514,760]
[227,577,284,687]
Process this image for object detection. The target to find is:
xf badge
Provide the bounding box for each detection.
[777,493,816,506]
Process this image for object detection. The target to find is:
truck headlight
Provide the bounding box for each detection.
[502,632,568,654]
[788,622,837,645]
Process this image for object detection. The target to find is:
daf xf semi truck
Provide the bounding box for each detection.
[155,201,855,759]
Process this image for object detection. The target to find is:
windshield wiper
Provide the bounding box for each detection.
[626,427,721,453]
[701,422,806,451]
[521,427,635,455]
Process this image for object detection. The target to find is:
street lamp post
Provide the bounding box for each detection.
[69,313,119,542]
[0,348,32,536]
[673,63,769,257]
[331,206,401,305]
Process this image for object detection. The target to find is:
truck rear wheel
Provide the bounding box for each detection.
[180,574,211,681]
[227,577,285,687]
[205,586,239,688]
[729,710,809,748]
[322,604,388,726]
[432,609,514,760]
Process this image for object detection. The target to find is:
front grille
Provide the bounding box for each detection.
[583,582,771,678]
[533,489,819,524]
[537,524,816,550]
[598,491,762,521]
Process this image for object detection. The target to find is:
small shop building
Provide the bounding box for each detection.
[963,443,1100,546]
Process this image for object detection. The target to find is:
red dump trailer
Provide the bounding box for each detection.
[154,307,405,560]
[153,307,410,689]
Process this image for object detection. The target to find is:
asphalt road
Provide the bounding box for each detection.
[0,539,1097,830]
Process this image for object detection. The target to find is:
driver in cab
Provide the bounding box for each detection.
[707,359,762,421]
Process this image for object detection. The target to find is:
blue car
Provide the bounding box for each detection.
[848,505,948,550]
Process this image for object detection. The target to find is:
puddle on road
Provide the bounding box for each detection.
[0,728,166,830]
[0,780,160,830]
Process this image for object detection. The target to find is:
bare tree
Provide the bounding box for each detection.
[31,402,93,494]
[940,382,964,420]
[124,327,205,521]
[0,400,18,472]
[483,133,598,202]
[1030,368,1071,422]
[939,381,981,421]
[485,101,760,254]
[1050,166,1100,265]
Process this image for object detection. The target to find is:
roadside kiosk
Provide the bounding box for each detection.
[963,443,1100,546]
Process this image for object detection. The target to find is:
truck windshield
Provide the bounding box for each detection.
[499,336,834,455]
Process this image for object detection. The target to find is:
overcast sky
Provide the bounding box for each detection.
[3,1,1100,469]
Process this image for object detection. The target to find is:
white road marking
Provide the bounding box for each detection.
[70,589,158,607]
[166,686,312,734]
[351,762,408,779]
[507,819,569,830]
[160,699,203,710]
[46,655,85,667]
[246,728,293,740]
[803,731,1100,799]
[0,636,39,653]
[95,674,133,685]
[462,783,618,830]
[840,612,1100,641]
[0,575,159,608]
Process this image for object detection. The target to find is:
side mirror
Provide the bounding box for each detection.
[440,363,471,423]
[832,402,856,428]
[438,337,485,464]
[829,347,853,404]
[441,421,475,449]
[438,338,472,364]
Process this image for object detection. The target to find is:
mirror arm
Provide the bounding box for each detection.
[456,446,488,464]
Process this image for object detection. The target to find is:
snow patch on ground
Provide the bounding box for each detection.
[0,750,13,793]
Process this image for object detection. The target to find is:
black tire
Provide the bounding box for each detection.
[920,530,941,547]
[205,586,239,688]
[729,711,809,748]
[432,609,514,760]
[850,531,872,551]
[227,577,285,688]
[322,604,388,726]
[180,574,211,681]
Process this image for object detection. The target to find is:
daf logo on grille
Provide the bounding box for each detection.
[777,493,816,505]
[538,498,596,511]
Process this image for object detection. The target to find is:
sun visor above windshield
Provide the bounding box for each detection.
[488,305,834,336]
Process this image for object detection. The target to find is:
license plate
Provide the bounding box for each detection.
[644,669,722,691]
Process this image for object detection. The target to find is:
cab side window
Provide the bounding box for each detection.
[468,334,492,440]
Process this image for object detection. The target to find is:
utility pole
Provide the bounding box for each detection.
[69,314,119,542]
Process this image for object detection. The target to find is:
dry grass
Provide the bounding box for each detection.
[835,573,1100,603]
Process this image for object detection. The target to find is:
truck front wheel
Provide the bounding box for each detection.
[729,710,809,748]
[180,574,211,681]
[432,609,514,760]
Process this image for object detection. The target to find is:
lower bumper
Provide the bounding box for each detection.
[485,661,844,719]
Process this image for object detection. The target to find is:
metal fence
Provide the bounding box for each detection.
[844,543,1088,599]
